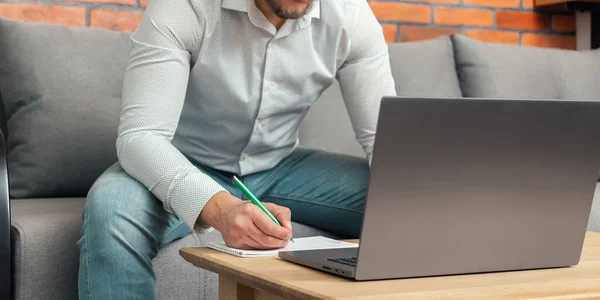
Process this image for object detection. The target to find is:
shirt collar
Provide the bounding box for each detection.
[304,0,320,20]
[296,1,320,31]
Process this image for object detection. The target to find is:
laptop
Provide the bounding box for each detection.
[279,96,600,281]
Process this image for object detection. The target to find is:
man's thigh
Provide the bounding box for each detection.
[83,162,191,249]
[244,147,370,238]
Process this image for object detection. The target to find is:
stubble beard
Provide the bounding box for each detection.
[265,0,314,19]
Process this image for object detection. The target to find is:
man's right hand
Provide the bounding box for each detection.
[198,191,293,250]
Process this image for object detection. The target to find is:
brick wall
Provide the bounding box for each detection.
[371,0,576,49]
[0,0,576,49]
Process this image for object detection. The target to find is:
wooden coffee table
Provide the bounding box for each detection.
[180,232,600,300]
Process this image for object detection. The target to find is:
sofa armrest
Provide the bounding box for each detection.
[0,130,10,299]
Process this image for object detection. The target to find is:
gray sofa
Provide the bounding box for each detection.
[0,17,599,300]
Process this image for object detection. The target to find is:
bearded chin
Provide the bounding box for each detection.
[265,0,313,19]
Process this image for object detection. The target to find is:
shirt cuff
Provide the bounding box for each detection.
[168,170,228,235]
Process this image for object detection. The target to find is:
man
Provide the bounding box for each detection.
[77,0,396,298]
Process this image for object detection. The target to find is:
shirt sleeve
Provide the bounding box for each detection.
[336,0,397,165]
[116,0,228,235]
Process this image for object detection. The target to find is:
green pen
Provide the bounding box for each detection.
[232,175,294,242]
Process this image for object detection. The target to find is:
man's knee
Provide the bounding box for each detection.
[325,153,370,205]
[83,163,160,235]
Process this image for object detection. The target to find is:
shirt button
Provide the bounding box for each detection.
[254,122,263,134]
[264,81,277,91]
[241,153,249,161]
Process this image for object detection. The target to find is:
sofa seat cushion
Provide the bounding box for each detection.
[590,184,600,232]
[10,198,341,300]
[299,36,462,158]
[452,34,600,100]
[11,198,83,300]
[0,17,131,199]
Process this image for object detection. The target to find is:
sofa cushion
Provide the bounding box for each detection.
[10,198,342,300]
[452,34,600,100]
[0,18,130,198]
[299,36,462,157]
[591,184,600,232]
[11,197,206,300]
[11,199,84,300]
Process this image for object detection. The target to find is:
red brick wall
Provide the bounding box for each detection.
[372,0,576,49]
[0,0,576,49]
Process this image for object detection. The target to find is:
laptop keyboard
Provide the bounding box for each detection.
[327,257,357,267]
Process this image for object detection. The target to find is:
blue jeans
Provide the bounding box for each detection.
[77,147,369,299]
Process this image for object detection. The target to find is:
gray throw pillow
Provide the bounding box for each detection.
[452,34,600,100]
[299,36,462,157]
[0,17,132,198]
[389,35,462,98]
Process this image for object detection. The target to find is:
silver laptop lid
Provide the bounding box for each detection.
[355,97,600,281]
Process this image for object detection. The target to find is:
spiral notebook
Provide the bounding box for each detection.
[206,236,358,258]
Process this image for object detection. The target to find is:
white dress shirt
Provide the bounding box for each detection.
[116,0,396,234]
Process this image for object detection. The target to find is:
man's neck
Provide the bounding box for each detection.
[255,0,286,30]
